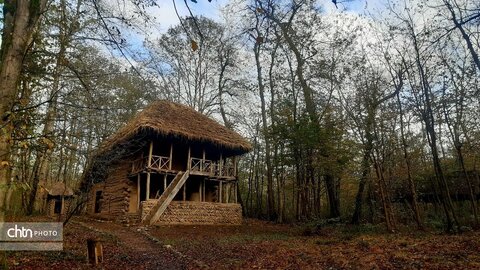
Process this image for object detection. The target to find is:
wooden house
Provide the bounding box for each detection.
[82,101,251,225]
[46,182,74,216]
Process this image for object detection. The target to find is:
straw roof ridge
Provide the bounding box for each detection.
[99,100,252,155]
[48,182,74,196]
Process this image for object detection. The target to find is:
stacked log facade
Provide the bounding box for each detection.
[46,198,72,216]
[88,161,131,220]
[142,201,242,225]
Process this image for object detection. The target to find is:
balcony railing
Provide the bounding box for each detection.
[219,164,235,177]
[131,158,145,174]
[190,157,235,178]
[131,155,171,174]
[151,155,171,171]
[131,155,235,178]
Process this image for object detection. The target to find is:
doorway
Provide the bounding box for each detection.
[54,199,62,214]
[94,191,103,213]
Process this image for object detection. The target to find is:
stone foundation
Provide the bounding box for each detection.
[142,201,242,225]
[140,199,157,220]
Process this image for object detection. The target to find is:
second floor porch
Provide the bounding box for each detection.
[129,141,237,179]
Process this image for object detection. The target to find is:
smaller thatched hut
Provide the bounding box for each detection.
[46,182,74,216]
[82,100,251,225]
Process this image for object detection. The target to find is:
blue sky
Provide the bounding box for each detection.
[116,0,385,63]
[149,0,384,32]
[148,0,230,33]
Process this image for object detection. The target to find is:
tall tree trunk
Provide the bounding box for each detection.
[351,107,374,224]
[0,0,47,221]
[252,14,276,219]
[217,46,232,129]
[443,0,480,72]
[325,175,340,218]
[441,64,479,226]
[396,92,423,229]
[372,149,397,232]
[274,10,343,220]
[457,145,479,226]
[28,0,71,214]
[410,27,459,231]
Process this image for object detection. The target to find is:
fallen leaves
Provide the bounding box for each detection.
[6,217,480,269]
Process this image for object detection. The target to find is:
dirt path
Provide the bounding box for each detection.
[73,217,197,269]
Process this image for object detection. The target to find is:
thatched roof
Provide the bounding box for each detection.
[47,182,74,196]
[80,101,251,191]
[99,100,252,155]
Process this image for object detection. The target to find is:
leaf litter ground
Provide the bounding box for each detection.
[4,217,480,269]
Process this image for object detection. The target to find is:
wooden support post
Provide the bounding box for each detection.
[219,153,223,176]
[233,156,237,177]
[169,143,173,170]
[187,145,191,171]
[183,181,186,201]
[163,174,167,191]
[203,178,206,202]
[199,180,202,202]
[219,181,223,203]
[137,174,141,209]
[234,182,237,203]
[225,182,231,203]
[146,141,153,200]
[146,173,150,200]
[87,238,103,265]
[148,141,153,168]
[202,148,206,172]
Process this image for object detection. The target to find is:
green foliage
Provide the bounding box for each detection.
[3,0,15,15]
[29,0,41,13]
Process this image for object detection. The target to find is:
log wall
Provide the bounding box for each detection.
[46,197,72,216]
[87,161,132,220]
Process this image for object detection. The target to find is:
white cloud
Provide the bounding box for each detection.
[144,0,230,36]
[320,0,387,15]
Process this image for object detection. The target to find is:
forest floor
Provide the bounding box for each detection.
[3,216,480,269]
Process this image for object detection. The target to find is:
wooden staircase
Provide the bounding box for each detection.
[142,170,190,225]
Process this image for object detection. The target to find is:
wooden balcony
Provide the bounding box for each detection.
[131,155,172,174]
[190,157,236,179]
[131,155,235,179]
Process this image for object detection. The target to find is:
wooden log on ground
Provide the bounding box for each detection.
[87,238,103,265]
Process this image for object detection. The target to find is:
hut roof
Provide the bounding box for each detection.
[80,100,251,191]
[48,182,74,196]
[98,100,252,155]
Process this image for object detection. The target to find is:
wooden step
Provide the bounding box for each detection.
[142,170,190,225]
